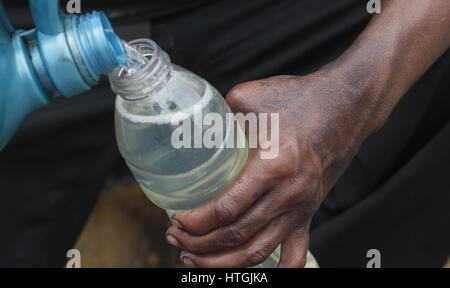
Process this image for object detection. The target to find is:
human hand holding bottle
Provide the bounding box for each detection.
[165,0,450,267]
[165,71,380,267]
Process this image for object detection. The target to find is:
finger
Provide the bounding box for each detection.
[174,139,303,236]
[166,176,308,254]
[167,191,276,253]
[277,226,310,268]
[173,149,278,236]
[178,212,297,268]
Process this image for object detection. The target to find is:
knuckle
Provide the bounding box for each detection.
[244,248,271,267]
[226,83,254,109]
[262,142,299,179]
[182,242,198,253]
[181,239,202,253]
[225,227,244,246]
[282,177,311,206]
[213,199,236,224]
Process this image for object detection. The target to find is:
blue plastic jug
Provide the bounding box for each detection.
[0,0,126,150]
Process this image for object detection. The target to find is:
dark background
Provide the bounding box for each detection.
[0,0,449,267]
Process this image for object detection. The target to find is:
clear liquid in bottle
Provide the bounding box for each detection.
[109,39,318,268]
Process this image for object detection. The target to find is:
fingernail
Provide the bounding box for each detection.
[181,256,196,268]
[172,218,183,229]
[166,234,180,248]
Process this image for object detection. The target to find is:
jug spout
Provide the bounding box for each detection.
[29,0,126,96]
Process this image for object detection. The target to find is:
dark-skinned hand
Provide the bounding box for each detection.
[165,0,450,268]
[165,72,381,268]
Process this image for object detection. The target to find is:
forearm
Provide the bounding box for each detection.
[322,0,450,135]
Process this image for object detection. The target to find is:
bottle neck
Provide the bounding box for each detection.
[108,39,172,101]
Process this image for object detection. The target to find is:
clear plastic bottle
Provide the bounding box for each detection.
[109,39,318,268]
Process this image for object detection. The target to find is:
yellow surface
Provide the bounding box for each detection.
[75,180,450,268]
[74,182,180,268]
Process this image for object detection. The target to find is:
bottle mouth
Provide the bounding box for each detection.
[109,39,172,101]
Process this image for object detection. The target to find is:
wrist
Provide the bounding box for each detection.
[317,53,395,138]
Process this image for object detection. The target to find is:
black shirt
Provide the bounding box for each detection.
[1,0,449,267]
